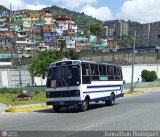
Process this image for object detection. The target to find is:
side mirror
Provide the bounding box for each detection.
[123,80,125,84]
[42,73,45,79]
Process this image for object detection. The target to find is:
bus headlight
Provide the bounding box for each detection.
[74,90,80,96]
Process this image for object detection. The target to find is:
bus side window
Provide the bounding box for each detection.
[114,66,121,80]
[99,65,108,80]
[90,64,99,80]
[120,67,123,80]
[114,66,123,80]
[82,63,91,84]
[107,65,114,80]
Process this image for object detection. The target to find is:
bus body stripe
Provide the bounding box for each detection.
[83,89,121,94]
[87,85,122,89]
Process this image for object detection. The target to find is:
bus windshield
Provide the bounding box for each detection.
[46,65,81,88]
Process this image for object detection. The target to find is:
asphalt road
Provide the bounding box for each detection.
[0,88,160,136]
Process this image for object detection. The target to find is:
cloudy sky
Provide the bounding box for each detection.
[0,0,160,23]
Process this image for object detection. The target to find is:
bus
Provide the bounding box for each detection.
[46,59,124,112]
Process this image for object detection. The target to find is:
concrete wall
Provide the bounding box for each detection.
[0,69,32,87]
[0,68,46,87]
[122,64,160,83]
[80,51,157,65]
[0,64,160,87]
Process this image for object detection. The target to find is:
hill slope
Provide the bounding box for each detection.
[0,5,102,29]
[27,5,103,29]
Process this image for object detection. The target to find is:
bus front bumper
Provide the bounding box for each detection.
[46,100,83,106]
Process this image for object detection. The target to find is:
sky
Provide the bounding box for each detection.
[1,0,160,23]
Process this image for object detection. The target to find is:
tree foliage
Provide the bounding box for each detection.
[89,23,102,37]
[41,6,102,29]
[28,50,79,77]
[28,50,61,77]
[117,35,134,48]
[141,70,157,82]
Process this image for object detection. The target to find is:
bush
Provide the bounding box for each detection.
[34,90,40,94]
[149,71,157,81]
[0,87,9,94]
[11,89,19,94]
[141,70,157,82]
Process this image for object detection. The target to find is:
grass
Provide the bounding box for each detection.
[0,87,152,106]
[0,92,46,106]
[124,87,149,93]
[124,87,150,96]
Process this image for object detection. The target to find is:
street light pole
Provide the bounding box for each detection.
[130,30,136,92]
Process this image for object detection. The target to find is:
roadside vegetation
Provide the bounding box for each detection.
[0,86,150,106]
[0,88,46,106]
[28,49,79,78]
[141,70,157,82]
[124,87,148,96]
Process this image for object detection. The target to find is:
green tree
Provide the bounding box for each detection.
[141,70,149,82]
[64,50,79,60]
[59,40,66,57]
[28,50,61,77]
[141,70,157,82]
[28,50,79,77]
[117,35,134,48]
[149,71,157,81]
[89,23,102,37]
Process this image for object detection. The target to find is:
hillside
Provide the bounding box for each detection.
[41,6,102,29]
[17,6,103,29]
[0,5,8,11]
[0,5,102,29]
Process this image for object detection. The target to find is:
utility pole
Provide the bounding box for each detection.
[130,30,136,92]
[31,21,35,56]
[9,3,14,64]
[11,7,22,86]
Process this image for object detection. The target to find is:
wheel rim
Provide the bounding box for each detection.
[82,100,88,110]
[111,94,115,104]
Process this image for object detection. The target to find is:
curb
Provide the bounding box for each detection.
[0,103,8,113]
[5,105,52,113]
[124,91,144,97]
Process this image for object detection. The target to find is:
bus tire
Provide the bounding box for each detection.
[105,93,115,106]
[80,99,89,112]
[53,105,61,112]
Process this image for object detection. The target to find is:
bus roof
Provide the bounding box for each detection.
[49,59,121,68]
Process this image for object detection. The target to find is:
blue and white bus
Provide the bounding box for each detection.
[46,59,124,112]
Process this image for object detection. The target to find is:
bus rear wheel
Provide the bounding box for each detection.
[79,99,89,112]
[105,93,115,106]
[53,105,61,112]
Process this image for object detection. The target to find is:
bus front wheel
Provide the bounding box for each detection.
[53,105,61,112]
[105,93,115,106]
[79,99,89,111]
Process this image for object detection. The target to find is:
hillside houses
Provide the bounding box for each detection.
[0,10,83,56]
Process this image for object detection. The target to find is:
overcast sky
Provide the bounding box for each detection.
[1,0,160,23]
